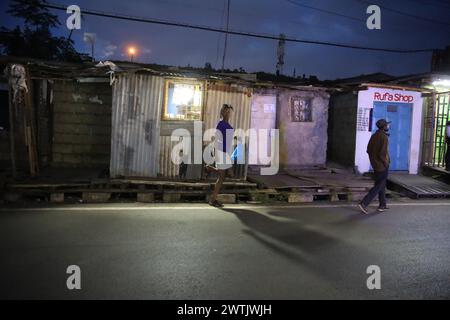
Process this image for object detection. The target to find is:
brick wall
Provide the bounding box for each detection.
[52,81,112,168]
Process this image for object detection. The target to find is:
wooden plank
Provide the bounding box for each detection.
[110,179,257,188]
[24,67,39,176]
[7,83,16,178]
[253,188,278,194]
[64,189,156,193]
[7,183,91,188]
[247,174,319,189]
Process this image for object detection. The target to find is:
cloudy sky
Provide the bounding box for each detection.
[1,0,449,79]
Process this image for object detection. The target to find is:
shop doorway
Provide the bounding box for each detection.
[372,101,413,171]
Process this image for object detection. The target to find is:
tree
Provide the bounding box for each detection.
[0,0,84,62]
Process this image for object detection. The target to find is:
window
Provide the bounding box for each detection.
[290,96,312,122]
[163,80,204,120]
[387,105,398,113]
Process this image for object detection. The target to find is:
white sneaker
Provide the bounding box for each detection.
[358,203,369,214]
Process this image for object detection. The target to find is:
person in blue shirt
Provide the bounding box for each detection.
[231,135,245,179]
[208,104,234,207]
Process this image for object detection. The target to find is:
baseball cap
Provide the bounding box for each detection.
[376,119,391,129]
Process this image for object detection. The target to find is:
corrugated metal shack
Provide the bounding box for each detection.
[110,68,253,180]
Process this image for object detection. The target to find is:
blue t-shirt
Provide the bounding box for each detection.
[216,120,233,152]
[231,143,244,163]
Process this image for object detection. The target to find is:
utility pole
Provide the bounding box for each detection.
[276,33,285,76]
[221,0,230,73]
[91,41,94,62]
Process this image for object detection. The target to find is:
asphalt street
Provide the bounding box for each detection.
[0,201,449,299]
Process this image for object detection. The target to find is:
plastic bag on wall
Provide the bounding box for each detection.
[4,64,28,104]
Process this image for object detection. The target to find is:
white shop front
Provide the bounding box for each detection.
[354,86,424,174]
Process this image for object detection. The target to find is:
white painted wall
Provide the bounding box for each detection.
[355,87,423,174]
[249,94,277,165]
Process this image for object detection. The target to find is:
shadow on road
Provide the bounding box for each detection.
[267,207,376,227]
[221,208,337,255]
[220,207,381,298]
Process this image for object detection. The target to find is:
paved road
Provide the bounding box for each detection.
[0,202,449,299]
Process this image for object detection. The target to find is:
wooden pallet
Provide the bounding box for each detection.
[4,184,254,204]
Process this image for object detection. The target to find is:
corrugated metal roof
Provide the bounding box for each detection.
[115,67,245,83]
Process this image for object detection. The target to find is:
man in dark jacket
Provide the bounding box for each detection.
[358,119,391,214]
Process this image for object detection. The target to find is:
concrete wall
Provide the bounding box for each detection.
[249,92,277,165]
[277,88,330,169]
[52,80,112,168]
[327,91,358,167]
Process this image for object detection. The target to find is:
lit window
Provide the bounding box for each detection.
[163,80,204,120]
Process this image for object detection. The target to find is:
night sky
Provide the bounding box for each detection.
[1,0,449,80]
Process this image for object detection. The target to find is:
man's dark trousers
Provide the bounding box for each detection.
[361,169,389,207]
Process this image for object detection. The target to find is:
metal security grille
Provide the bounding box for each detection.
[432,93,450,167]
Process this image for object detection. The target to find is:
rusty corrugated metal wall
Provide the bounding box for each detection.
[159,132,205,179]
[159,135,178,178]
[110,73,164,177]
[204,83,253,133]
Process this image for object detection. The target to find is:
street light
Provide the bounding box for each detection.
[128,47,136,62]
[83,33,96,62]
